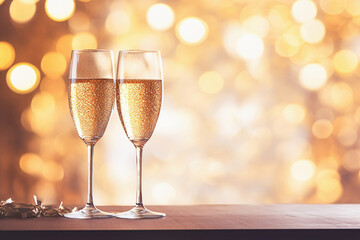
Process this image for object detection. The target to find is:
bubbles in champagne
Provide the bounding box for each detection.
[116,79,162,146]
[69,78,115,144]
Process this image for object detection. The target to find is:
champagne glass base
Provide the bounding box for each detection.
[114,205,165,219]
[64,205,113,219]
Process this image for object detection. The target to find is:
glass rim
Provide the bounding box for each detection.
[119,49,160,54]
[72,49,113,53]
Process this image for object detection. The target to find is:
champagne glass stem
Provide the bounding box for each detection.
[87,143,95,207]
[136,146,144,207]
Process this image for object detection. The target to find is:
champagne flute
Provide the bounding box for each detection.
[115,50,165,219]
[65,49,115,219]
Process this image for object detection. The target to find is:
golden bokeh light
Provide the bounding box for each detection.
[3,0,360,206]
[41,52,67,78]
[31,92,56,116]
[0,41,15,71]
[105,10,131,35]
[45,0,75,22]
[300,19,326,44]
[282,104,306,124]
[338,130,358,148]
[235,72,256,92]
[284,26,303,47]
[330,82,354,112]
[198,71,224,94]
[152,182,176,204]
[19,0,40,3]
[9,0,36,24]
[342,150,360,171]
[177,17,208,45]
[30,92,57,136]
[29,110,55,136]
[72,32,97,49]
[346,0,360,16]
[299,63,327,90]
[318,157,339,170]
[42,161,64,181]
[242,15,270,38]
[6,63,40,94]
[40,77,66,99]
[312,119,333,139]
[291,159,316,181]
[56,34,74,59]
[291,0,317,23]
[269,5,292,33]
[275,36,299,57]
[68,11,90,32]
[320,0,346,15]
[316,169,340,182]
[316,177,343,203]
[236,34,264,60]
[19,153,43,176]
[333,50,358,74]
[147,3,174,31]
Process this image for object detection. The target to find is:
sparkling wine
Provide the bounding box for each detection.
[69,78,115,143]
[116,79,162,146]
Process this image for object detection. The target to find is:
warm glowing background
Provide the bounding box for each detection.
[1,0,360,205]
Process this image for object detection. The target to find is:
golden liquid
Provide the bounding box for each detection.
[116,79,162,146]
[69,78,115,144]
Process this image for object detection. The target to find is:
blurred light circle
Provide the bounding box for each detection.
[41,52,67,77]
[312,119,333,139]
[291,0,317,23]
[40,77,66,98]
[42,161,64,181]
[72,32,97,49]
[68,11,90,32]
[45,0,75,22]
[300,19,326,44]
[56,34,73,59]
[222,21,243,57]
[338,127,358,147]
[19,153,43,176]
[177,17,208,45]
[282,104,306,124]
[316,177,342,203]
[346,0,360,16]
[343,150,360,171]
[198,71,224,94]
[105,10,131,35]
[299,63,327,90]
[275,36,299,57]
[320,0,346,15]
[291,159,316,181]
[31,92,56,115]
[147,3,174,31]
[236,34,264,60]
[330,82,354,112]
[9,0,36,24]
[0,42,15,71]
[152,182,176,204]
[19,0,40,3]
[242,15,270,38]
[284,26,303,47]
[269,5,292,33]
[6,63,40,94]
[0,0,4,5]
[333,50,358,74]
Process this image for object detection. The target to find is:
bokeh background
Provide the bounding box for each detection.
[1,0,360,206]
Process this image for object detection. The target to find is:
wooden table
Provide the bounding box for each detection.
[1,205,360,239]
